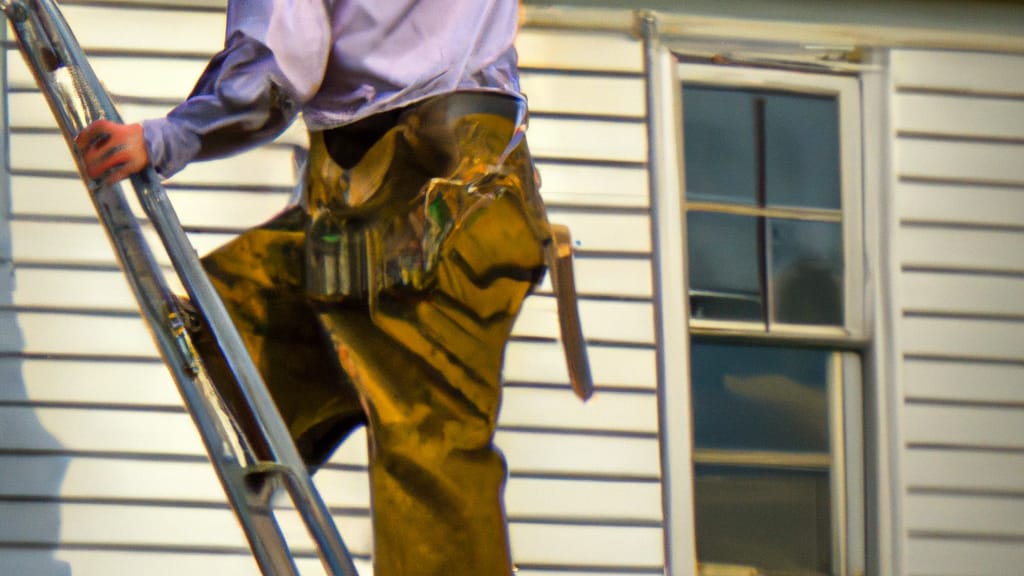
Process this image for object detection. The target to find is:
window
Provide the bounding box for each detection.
[678,64,865,576]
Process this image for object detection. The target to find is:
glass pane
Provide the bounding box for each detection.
[691,341,831,453]
[695,465,832,576]
[770,219,844,325]
[683,86,757,205]
[765,92,841,210]
[687,212,762,322]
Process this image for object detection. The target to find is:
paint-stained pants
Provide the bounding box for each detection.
[189,92,550,576]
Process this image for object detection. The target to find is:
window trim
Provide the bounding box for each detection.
[648,51,869,576]
[678,63,866,341]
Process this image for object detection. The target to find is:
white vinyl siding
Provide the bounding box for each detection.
[891,49,1024,575]
[1,5,659,576]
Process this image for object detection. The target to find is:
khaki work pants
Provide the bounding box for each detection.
[192,92,551,575]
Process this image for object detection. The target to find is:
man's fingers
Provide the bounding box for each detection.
[86,144,130,180]
[99,164,133,187]
[74,118,114,150]
[74,120,148,184]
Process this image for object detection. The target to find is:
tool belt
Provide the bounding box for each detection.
[302,91,549,306]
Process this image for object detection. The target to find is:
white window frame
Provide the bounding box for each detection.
[646,40,869,576]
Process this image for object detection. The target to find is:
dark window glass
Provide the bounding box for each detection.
[764,93,841,210]
[694,466,832,576]
[687,212,762,322]
[770,219,844,325]
[691,341,831,453]
[682,87,757,205]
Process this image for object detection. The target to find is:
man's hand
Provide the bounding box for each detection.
[74,119,149,186]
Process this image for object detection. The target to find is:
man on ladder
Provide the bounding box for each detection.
[76,1,565,574]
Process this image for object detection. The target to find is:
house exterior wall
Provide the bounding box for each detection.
[3,2,1024,576]
[0,4,660,575]
[889,49,1024,574]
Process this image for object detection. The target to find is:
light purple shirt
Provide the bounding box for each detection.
[143,0,522,178]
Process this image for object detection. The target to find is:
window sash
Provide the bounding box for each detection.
[678,63,865,341]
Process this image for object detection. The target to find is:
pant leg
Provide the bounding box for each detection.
[194,206,367,469]
[311,103,549,576]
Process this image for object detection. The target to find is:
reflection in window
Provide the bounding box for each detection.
[691,341,830,453]
[695,467,832,576]
[682,85,844,327]
[690,340,836,576]
[688,212,762,322]
[684,87,758,205]
[770,219,843,325]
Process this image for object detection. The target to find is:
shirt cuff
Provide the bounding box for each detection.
[142,117,202,179]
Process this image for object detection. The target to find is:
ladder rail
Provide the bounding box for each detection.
[2,2,359,574]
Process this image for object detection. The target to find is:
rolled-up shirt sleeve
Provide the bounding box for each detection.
[143,0,331,178]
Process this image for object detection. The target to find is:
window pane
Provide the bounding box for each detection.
[691,341,831,453]
[765,92,841,210]
[770,219,844,325]
[687,212,762,322]
[695,466,832,576]
[683,86,757,205]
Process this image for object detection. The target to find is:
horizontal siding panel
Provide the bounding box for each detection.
[0,550,269,576]
[905,449,1024,495]
[510,523,663,567]
[528,117,646,163]
[0,406,657,475]
[906,537,1024,576]
[10,216,642,270]
[904,404,1024,450]
[563,257,653,299]
[505,477,661,522]
[0,358,177,406]
[10,133,297,188]
[500,387,656,434]
[10,176,290,229]
[905,493,1024,538]
[146,189,288,229]
[504,341,657,390]
[892,51,1024,96]
[0,550,376,576]
[62,4,225,55]
[904,358,1024,405]
[900,272,1024,318]
[520,72,645,118]
[0,406,205,456]
[12,268,136,311]
[0,501,374,556]
[497,430,660,477]
[515,297,655,344]
[6,51,206,99]
[1,312,159,358]
[536,162,649,208]
[0,454,371,510]
[898,226,1024,274]
[901,316,1024,362]
[0,454,658,524]
[516,29,642,74]
[11,175,99,218]
[897,138,1024,187]
[7,91,173,131]
[10,220,234,266]
[517,571,660,576]
[544,210,647,252]
[1,318,655,397]
[541,211,651,254]
[894,93,1024,140]
[896,181,1024,229]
